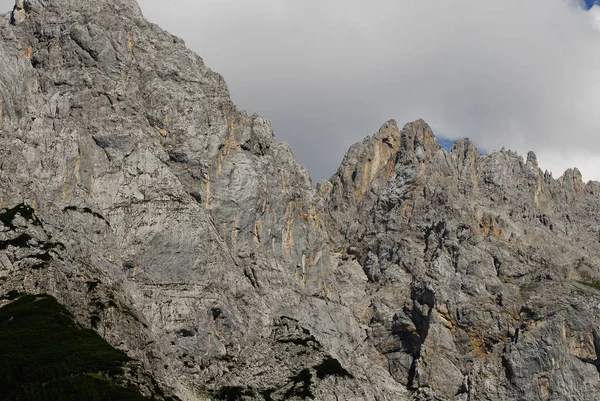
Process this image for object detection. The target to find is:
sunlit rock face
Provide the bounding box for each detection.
[323,119,600,400]
[1,1,600,400]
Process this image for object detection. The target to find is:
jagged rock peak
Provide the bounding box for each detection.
[321,118,600,401]
[449,138,480,192]
[372,119,401,154]
[560,167,585,194]
[326,119,443,207]
[451,137,480,166]
[399,118,441,157]
[451,137,478,154]
[376,118,399,133]
[329,118,402,202]
[526,150,538,168]
[10,0,26,24]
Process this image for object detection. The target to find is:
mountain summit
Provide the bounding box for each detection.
[1,1,600,400]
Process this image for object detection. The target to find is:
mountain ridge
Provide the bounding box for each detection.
[1,1,600,400]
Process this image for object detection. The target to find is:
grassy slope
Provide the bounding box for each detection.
[0,294,150,401]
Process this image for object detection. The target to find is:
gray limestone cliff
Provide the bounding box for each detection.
[321,119,600,400]
[1,1,600,400]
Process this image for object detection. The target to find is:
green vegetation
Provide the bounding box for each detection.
[0,294,150,401]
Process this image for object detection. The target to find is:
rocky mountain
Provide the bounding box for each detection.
[1,1,599,400]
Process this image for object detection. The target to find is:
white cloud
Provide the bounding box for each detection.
[38,1,600,180]
[590,5,600,29]
[0,0,13,11]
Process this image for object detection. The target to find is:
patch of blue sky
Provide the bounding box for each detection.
[437,137,457,152]
[437,136,486,155]
[585,0,600,9]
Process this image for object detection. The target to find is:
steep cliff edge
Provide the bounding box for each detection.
[1,1,600,401]
[0,0,403,400]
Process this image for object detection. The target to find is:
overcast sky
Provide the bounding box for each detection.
[139,0,600,182]
[3,1,600,181]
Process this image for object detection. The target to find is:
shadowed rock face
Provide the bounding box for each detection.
[1,1,600,401]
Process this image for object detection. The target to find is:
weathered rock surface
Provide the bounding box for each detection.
[0,0,403,399]
[1,1,600,400]
[322,119,600,400]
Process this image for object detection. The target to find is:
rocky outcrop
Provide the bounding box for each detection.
[10,0,27,25]
[1,1,600,400]
[322,119,600,400]
[0,0,403,399]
